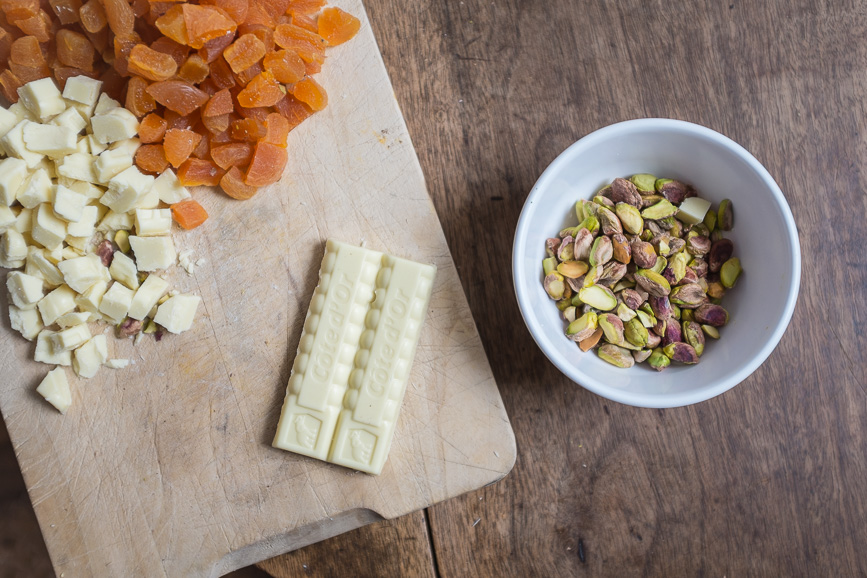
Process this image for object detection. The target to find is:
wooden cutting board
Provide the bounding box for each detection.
[0,2,516,575]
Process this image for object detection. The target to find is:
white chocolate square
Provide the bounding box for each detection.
[53,185,88,223]
[1,228,28,266]
[109,138,141,157]
[57,152,98,183]
[35,330,72,366]
[67,205,98,238]
[36,367,72,413]
[0,156,29,206]
[49,324,92,351]
[25,246,64,287]
[9,305,43,340]
[31,204,67,251]
[37,285,77,326]
[94,148,134,184]
[63,76,102,108]
[153,294,200,334]
[2,121,45,168]
[74,280,107,316]
[73,335,108,379]
[57,254,107,293]
[127,274,168,320]
[56,311,91,328]
[152,169,190,204]
[16,169,54,209]
[129,236,176,271]
[0,205,16,233]
[18,78,66,120]
[102,166,154,214]
[7,271,44,310]
[91,108,139,145]
[97,210,134,232]
[135,209,172,237]
[109,251,139,290]
[93,93,120,116]
[99,282,134,322]
[22,123,77,158]
[50,107,88,135]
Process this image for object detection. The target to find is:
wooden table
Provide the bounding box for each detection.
[4,0,867,575]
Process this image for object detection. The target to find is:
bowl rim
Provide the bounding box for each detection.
[512,118,801,408]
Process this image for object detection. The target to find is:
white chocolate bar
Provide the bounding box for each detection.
[273,240,436,474]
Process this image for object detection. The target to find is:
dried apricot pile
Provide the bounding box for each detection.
[0,0,360,199]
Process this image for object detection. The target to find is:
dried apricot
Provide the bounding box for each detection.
[10,36,45,68]
[290,12,316,33]
[128,43,178,81]
[201,112,228,133]
[245,140,286,186]
[150,36,189,67]
[164,127,202,167]
[263,112,288,146]
[135,143,169,173]
[178,53,209,83]
[274,23,325,63]
[210,142,251,169]
[139,112,167,142]
[203,87,232,116]
[242,3,273,28]
[0,30,11,65]
[56,29,95,71]
[223,33,265,73]
[53,67,98,89]
[262,49,304,83]
[147,79,208,115]
[229,117,266,141]
[220,166,258,199]
[237,69,284,107]
[181,4,236,49]
[15,10,52,42]
[0,69,21,102]
[198,30,234,62]
[191,127,210,157]
[273,93,313,128]
[102,0,134,38]
[164,108,199,129]
[318,6,359,46]
[171,198,209,229]
[155,5,187,44]
[1,0,39,23]
[291,76,326,111]
[125,74,156,116]
[49,0,81,23]
[177,158,224,186]
[208,56,236,88]
[10,61,50,83]
[200,0,247,24]
[286,0,323,16]
[113,35,139,77]
[78,0,106,32]
[234,61,262,85]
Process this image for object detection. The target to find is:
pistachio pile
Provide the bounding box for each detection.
[542,174,742,370]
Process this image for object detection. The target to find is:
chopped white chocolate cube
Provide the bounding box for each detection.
[87,134,107,155]
[44,243,63,264]
[57,254,106,293]
[109,251,139,290]
[74,280,107,316]
[99,282,134,322]
[53,185,88,222]
[129,235,176,271]
[128,274,168,320]
[36,368,72,414]
[49,324,92,351]
[74,137,89,154]
[50,107,88,135]
[109,138,141,157]
[152,169,190,204]
[134,208,172,237]
[94,148,133,183]
[0,205,16,233]
[1,228,28,267]
[73,334,108,378]
[67,205,98,238]
[25,247,65,287]
[2,121,45,168]
[56,311,91,328]
[35,330,72,366]
[93,93,120,115]
[0,106,18,150]
[675,197,713,225]
[0,157,28,206]
[134,186,160,210]
[9,305,43,340]
[57,152,98,183]
[8,103,36,123]
[102,166,153,213]
[7,271,44,309]
[14,207,32,235]
[16,169,54,209]
[69,180,103,200]
[62,245,84,260]
[63,76,102,108]
[37,285,76,325]
[31,204,67,250]
[18,78,66,119]
[22,123,77,158]
[153,293,201,334]
[97,209,134,232]
[91,108,139,144]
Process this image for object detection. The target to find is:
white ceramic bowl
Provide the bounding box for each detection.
[513,119,800,408]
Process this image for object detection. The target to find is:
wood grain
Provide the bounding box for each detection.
[368,0,866,575]
[0,0,515,575]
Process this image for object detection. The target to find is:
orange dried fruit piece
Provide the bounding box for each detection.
[191,128,210,158]
[177,158,224,186]
[291,76,326,111]
[1,0,38,23]
[10,61,50,84]
[53,68,98,90]
[150,36,189,67]
[49,0,81,24]
[125,74,156,116]
[79,0,106,32]
[208,56,236,89]
[113,35,139,76]
[10,35,46,68]
[245,141,286,186]
[210,142,251,169]
[290,12,316,33]
[102,0,135,38]
[262,49,304,83]
[15,10,51,42]
[164,108,199,130]
[128,43,178,81]
[234,61,262,85]
[200,0,247,25]
[203,87,232,116]
[263,112,289,146]
[318,6,360,46]
[229,117,266,141]
[274,23,325,64]
[164,127,202,167]
[242,2,273,28]
[273,93,313,128]
[147,79,209,115]
[57,29,96,71]
[181,4,237,49]
[84,27,110,54]
[286,0,323,16]
[223,33,266,74]
[237,69,284,107]
[178,53,209,83]
[135,143,169,173]
[171,198,209,229]
[198,30,235,62]
[0,69,21,102]
[139,112,167,143]
[202,113,230,133]
[220,166,258,200]
[0,29,11,65]
[155,5,188,45]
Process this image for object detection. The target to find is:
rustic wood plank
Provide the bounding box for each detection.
[257,512,435,578]
[367,0,867,575]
